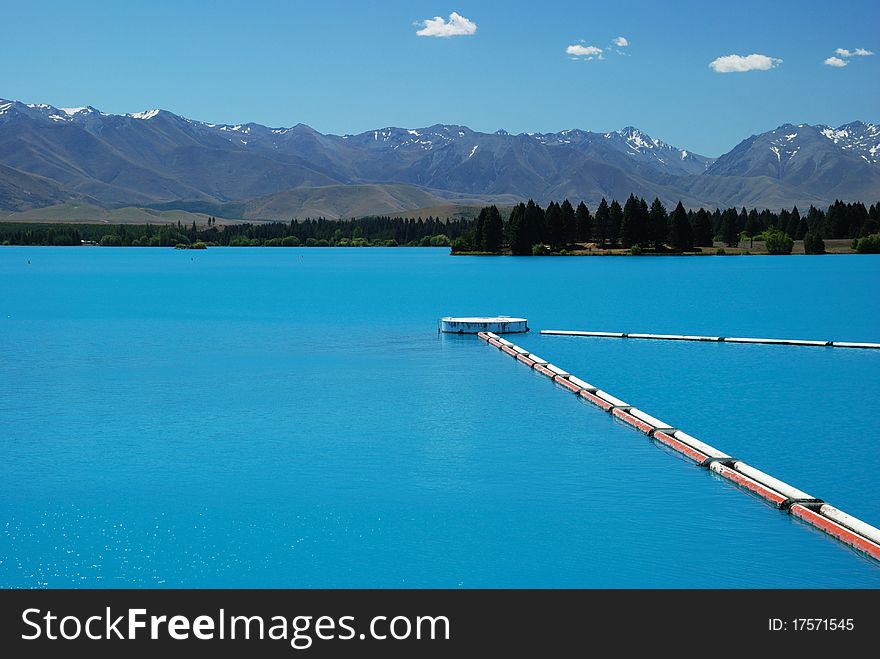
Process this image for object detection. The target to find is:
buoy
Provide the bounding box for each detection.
[612,408,655,434]
[476,332,880,563]
[732,462,813,501]
[672,430,730,460]
[543,330,626,338]
[791,505,880,561]
[542,329,878,349]
[623,333,722,342]
[554,375,582,394]
[628,408,675,434]
[652,431,709,463]
[567,376,598,392]
[594,390,630,410]
[545,364,570,378]
[500,345,518,357]
[578,390,613,411]
[709,462,788,506]
[818,505,880,546]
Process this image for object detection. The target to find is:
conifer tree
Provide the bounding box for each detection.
[849,202,869,238]
[721,208,739,247]
[474,207,487,250]
[745,209,762,237]
[621,194,640,248]
[670,201,693,251]
[508,203,531,255]
[648,198,668,249]
[575,202,592,243]
[484,205,504,253]
[524,199,545,249]
[712,208,723,236]
[794,213,808,240]
[827,200,846,238]
[693,208,713,246]
[782,206,800,238]
[638,197,650,247]
[806,205,825,236]
[608,199,623,246]
[561,199,576,246]
[778,208,791,236]
[546,201,565,250]
[594,198,609,246]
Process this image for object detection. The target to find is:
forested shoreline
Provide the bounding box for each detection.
[1,198,879,254]
[0,216,467,248]
[452,197,880,255]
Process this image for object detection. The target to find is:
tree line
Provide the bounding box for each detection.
[2,199,879,253]
[452,197,880,254]
[0,215,473,248]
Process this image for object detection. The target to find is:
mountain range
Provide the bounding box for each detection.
[0,98,878,220]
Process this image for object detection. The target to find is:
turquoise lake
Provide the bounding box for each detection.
[1,247,879,587]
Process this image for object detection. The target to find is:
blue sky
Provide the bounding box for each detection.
[1,0,877,156]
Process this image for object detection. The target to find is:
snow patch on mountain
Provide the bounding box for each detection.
[768,130,802,164]
[129,109,160,120]
[819,122,880,163]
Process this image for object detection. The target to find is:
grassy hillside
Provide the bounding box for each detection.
[241,183,518,220]
[0,203,238,225]
[0,164,89,211]
[242,183,441,219]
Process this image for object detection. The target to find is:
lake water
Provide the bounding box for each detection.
[1,247,879,587]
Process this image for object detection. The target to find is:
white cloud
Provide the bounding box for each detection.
[566,44,603,59]
[612,36,629,47]
[709,53,782,73]
[415,12,477,37]
[824,56,848,68]
[834,47,874,58]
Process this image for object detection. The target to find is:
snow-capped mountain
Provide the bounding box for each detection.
[0,98,877,214]
[819,121,880,164]
[603,127,713,174]
[704,122,880,206]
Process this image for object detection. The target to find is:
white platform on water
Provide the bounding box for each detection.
[440,316,529,334]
